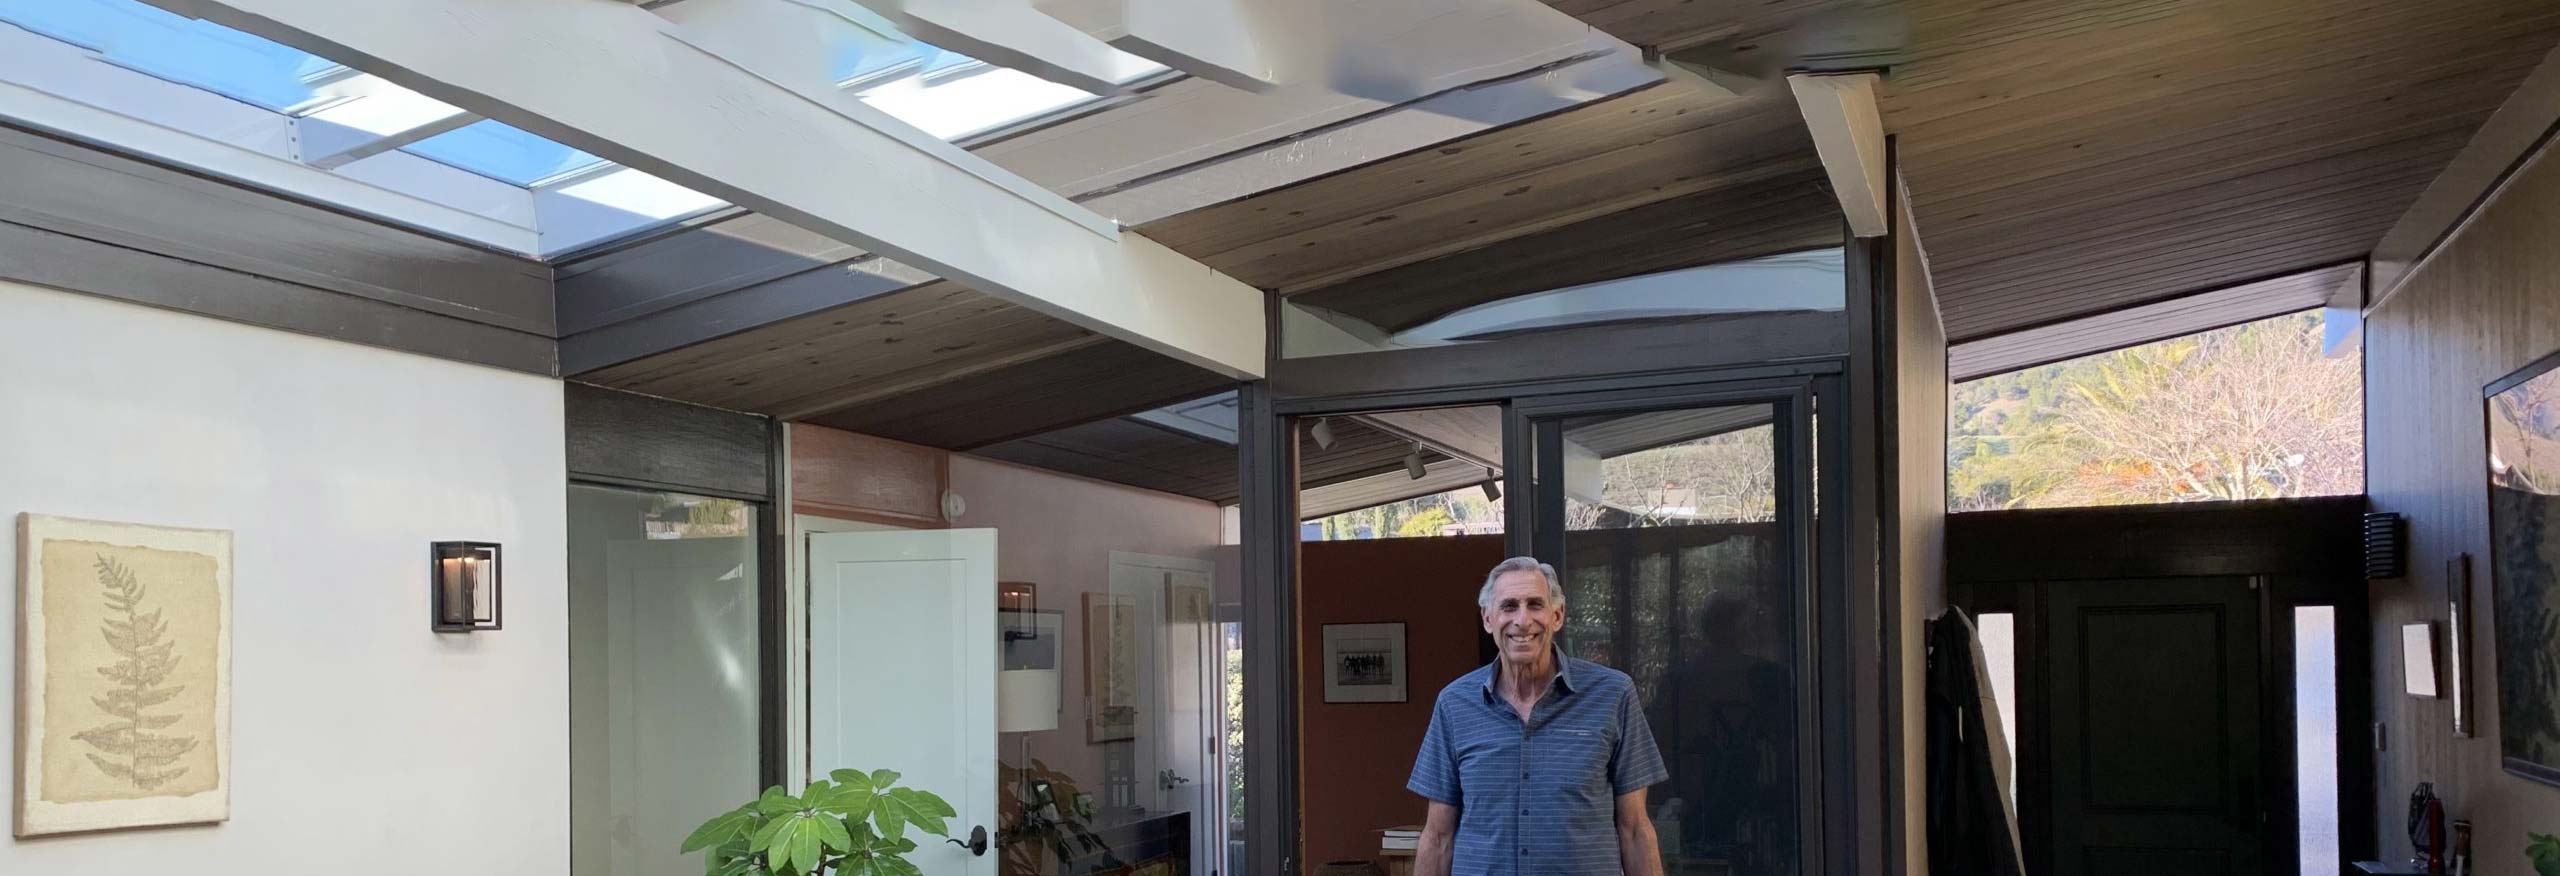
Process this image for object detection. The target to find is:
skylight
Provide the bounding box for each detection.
[404,119,606,188]
[0,0,1159,258]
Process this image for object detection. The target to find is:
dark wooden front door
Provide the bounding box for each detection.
[2044,576,2263,876]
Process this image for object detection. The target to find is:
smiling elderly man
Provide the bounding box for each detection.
[1409,556,1667,876]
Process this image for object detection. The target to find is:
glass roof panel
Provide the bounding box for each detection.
[0,0,334,111]
[401,119,608,186]
[1,0,1163,257]
[821,9,1164,142]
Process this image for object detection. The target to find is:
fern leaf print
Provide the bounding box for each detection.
[73,555,199,791]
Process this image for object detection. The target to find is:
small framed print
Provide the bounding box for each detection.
[1322,622,1407,704]
[2404,623,2440,698]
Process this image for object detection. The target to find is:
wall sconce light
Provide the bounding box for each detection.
[431,541,503,633]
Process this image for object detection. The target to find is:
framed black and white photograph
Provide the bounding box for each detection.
[2485,348,2560,787]
[1321,622,1407,704]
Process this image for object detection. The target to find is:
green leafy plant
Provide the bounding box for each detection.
[2528,832,2560,876]
[683,769,958,876]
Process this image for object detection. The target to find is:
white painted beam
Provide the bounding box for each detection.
[1103,0,1283,93]
[147,0,1266,378]
[1075,45,1660,227]
[1788,71,1887,238]
[1644,47,1762,101]
[852,0,1155,95]
[978,8,1623,199]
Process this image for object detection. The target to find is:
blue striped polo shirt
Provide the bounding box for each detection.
[1407,655,1668,876]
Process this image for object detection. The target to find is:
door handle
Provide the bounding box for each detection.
[946,825,989,856]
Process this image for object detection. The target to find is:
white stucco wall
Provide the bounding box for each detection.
[0,279,568,871]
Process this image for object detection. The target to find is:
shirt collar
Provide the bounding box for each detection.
[1479,652,1576,701]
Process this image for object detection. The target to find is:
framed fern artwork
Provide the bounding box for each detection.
[15,513,232,837]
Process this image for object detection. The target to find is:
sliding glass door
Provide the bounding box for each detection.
[1523,384,1817,876]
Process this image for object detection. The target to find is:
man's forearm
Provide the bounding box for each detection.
[1416,828,1454,876]
[1617,816,1662,876]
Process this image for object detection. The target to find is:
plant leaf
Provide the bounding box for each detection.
[829,768,877,797]
[875,805,906,843]
[751,812,793,851]
[815,781,876,821]
[816,813,855,852]
[789,826,823,876]
[869,768,901,789]
[881,787,955,837]
[765,817,807,874]
[684,807,759,853]
[757,786,803,816]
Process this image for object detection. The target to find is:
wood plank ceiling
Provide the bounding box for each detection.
[1878,0,2560,341]
[574,63,1843,449]
[1138,81,1840,334]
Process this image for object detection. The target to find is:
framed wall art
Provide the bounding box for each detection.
[16,513,232,837]
[2485,349,2560,787]
[2448,553,2476,738]
[1321,622,1407,704]
[1083,592,1137,742]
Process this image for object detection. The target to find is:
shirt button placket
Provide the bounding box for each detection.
[1512,722,1525,874]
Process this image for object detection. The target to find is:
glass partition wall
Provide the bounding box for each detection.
[569,483,768,876]
[1527,388,1819,876]
[1247,356,1847,876]
[788,446,1233,876]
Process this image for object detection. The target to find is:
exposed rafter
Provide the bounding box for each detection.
[1788,71,1887,237]
[142,0,1267,377]
[1104,0,1284,92]
[850,0,1155,95]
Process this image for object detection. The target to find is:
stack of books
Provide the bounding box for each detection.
[1380,827,1422,853]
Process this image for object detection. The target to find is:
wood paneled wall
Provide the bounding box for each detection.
[566,382,775,501]
[789,422,948,527]
[2365,135,2560,863]
[1884,180,1949,876]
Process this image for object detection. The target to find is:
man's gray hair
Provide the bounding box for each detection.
[1478,556,1563,610]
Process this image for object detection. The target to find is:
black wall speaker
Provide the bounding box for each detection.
[2365,512,2407,580]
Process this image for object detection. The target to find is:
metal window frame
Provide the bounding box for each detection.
[1239,348,1855,876]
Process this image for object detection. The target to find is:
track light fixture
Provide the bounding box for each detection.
[1310,417,1337,450]
[1480,480,1502,501]
[1404,443,1428,480]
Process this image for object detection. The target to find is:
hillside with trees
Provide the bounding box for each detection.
[1949,310,2362,511]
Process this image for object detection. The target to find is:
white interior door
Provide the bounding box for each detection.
[810,529,997,876]
[1109,552,1219,876]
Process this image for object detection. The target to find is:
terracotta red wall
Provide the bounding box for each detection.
[1298,535,1506,869]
